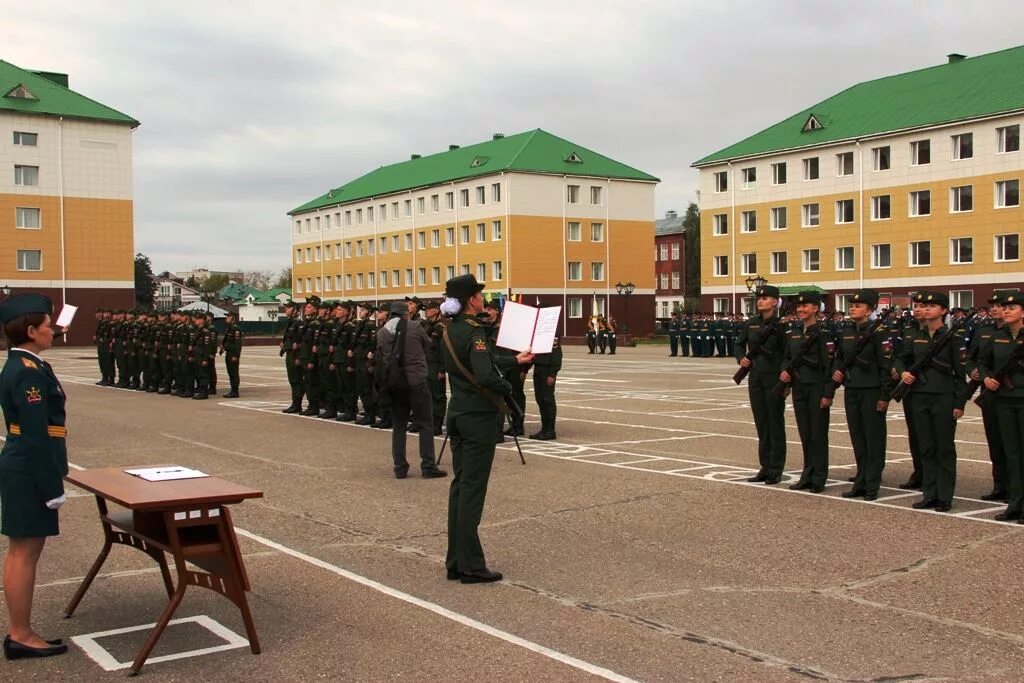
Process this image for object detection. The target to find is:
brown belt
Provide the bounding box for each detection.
[7,424,67,438]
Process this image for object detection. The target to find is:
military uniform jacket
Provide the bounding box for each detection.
[893,325,967,403]
[443,313,512,416]
[668,319,681,335]
[281,315,301,352]
[317,319,334,359]
[0,349,68,501]
[222,323,243,355]
[425,319,445,371]
[531,335,563,373]
[94,319,108,345]
[351,318,376,361]
[977,326,1024,399]
[781,322,834,385]
[965,321,1000,376]
[332,320,355,366]
[735,313,785,375]
[835,321,894,400]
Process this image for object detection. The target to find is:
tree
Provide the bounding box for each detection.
[134,253,157,309]
[201,273,230,293]
[683,202,701,304]
[184,276,200,290]
[274,266,292,290]
[245,270,274,290]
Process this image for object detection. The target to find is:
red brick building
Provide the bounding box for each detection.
[654,210,685,319]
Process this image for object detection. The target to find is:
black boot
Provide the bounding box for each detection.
[319,403,338,419]
[300,402,320,416]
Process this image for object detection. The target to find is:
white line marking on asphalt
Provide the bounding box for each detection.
[234,528,639,683]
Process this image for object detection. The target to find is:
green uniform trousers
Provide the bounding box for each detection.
[747,372,787,477]
[341,366,358,415]
[981,404,1007,494]
[504,367,525,432]
[303,360,321,407]
[428,368,446,432]
[319,356,336,405]
[532,366,557,432]
[445,412,498,573]
[356,360,375,417]
[226,355,240,392]
[995,399,1024,517]
[845,387,887,495]
[193,359,209,393]
[285,351,304,404]
[910,392,957,505]
[903,394,922,484]
[792,382,830,487]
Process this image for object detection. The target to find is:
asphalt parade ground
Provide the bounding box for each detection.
[4,344,1024,682]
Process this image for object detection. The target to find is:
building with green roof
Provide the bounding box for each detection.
[290,129,660,336]
[693,46,1024,314]
[1,58,139,345]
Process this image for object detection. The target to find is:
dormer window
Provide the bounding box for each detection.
[4,84,37,100]
[470,156,489,168]
[565,152,583,163]
[802,114,824,132]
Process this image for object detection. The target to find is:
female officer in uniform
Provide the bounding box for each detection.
[0,294,69,659]
[440,275,532,583]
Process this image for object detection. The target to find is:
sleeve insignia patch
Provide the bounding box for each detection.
[20,358,38,369]
[473,338,488,351]
[25,386,42,404]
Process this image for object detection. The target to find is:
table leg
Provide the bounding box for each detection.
[128,582,187,676]
[64,496,113,618]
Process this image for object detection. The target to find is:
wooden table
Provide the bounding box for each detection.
[64,467,264,675]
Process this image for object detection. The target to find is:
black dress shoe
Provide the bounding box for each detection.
[336,413,356,422]
[300,407,319,416]
[995,510,1019,522]
[764,476,782,485]
[981,490,1008,502]
[446,568,461,581]
[223,392,239,398]
[282,405,301,414]
[421,468,448,479]
[842,489,866,498]
[934,502,951,513]
[408,424,421,433]
[433,428,443,436]
[394,469,408,480]
[808,485,826,494]
[863,493,878,501]
[898,480,922,490]
[847,476,856,482]
[746,473,768,483]
[789,481,810,491]
[460,568,503,584]
[529,431,556,440]
[911,499,937,510]
[3,635,68,660]
[192,393,208,400]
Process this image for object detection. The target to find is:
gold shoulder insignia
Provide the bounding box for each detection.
[20,357,38,370]
[466,319,481,327]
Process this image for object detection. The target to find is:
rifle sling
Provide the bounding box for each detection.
[442,327,509,415]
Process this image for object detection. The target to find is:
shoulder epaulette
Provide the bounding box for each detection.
[20,357,38,369]
[466,319,481,327]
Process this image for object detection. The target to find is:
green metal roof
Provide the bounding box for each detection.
[291,129,659,215]
[694,45,1024,167]
[0,59,138,126]
[218,282,263,301]
[252,287,291,303]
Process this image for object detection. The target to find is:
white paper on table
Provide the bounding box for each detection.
[495,301,538,352]
[55,305,77,329]
[530,306,561,354]
[125,466,209,482]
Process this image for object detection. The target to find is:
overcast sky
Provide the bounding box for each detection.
[7,1,1024,275]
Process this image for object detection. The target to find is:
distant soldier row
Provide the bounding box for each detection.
[667,313,746,358]
[92,308,243,398]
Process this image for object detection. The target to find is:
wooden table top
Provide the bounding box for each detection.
[66,467,264,510]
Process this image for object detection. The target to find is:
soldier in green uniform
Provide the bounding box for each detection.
[700,315,713,358]
[315,302,337,418]
[156,311,174,394]
[111,310,129,388]
[714,314,727,357]
[778,291,834,492]
[735,286,787,484]
[220,311,243,398]
[190,311,212,400]
[204,312,218,395]
[586,315,598,354]
[529,304,562,441]
[833,289,893,501]
[893,291,966,512]
[352,303,378,425]
[172,311,191,397]
[977,291,1024,522]
[318,303,346,418]
[280,301,305,413]
[144,311,163,393]
[966,294,1007,501]
[668,311,681,357]
[335,302,359,422]
[297,296,323,416]
[372,305,394,429]
[680,313,692,357]
[424,301,447,436]
[441,274,533,583]
[93,309,109,385]
[605,316,617,354]
[0,294,70,660]
[896,298,926,490]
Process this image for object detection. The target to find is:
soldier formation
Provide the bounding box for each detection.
[735,285,1024,518]
[92,308,243,398]
[584,315,618,354]
[666,312,745,358]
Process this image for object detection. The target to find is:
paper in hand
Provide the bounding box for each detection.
[530,306,561,354]
[495,301,537,352]
[55,305,77,329]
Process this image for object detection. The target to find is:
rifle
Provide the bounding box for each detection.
[890,328,956,402]
[974,340,1024,410]
[772,324,824,398]
[823,318,885,400]
[733,309,788,385]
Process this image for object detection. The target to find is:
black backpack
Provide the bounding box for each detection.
[383,319,408,394]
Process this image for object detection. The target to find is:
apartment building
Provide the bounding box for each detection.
[289,129,658,336]
[1,59,138,343]
[654,210,686,318]
[693,46,1024,314]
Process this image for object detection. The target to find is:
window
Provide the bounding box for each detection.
[671,272,680,289]
[14,165,38,186]
[446,265,456,280]
[802,203,820,227]
[445,227,455,246]
[591,262,604,281]
[492,261,503,280]
[950,237,973,264]
[12,131,37,146]
[567,185,580,203]
[871,195,891,220]
[802,157,819,180]
[909,240,931,267]
[476,186,485,204]
[713,255,728,276]
[367,272,375,288]
[344,211,352,226]
[996,234,1020,262]
[872,146,890,171]
[346,274,353,290]
[771,250,788,274]
[392,235,400,251]
[950,290,974,309]
[306,277,312,293]
[367,239,375,255]
[713,171,728,193]
[951,133,973,160]
[567,221,581,241]
[802,249,820,272]
[295,220,302,234]
[477,263,487,281]
[671,242,680,259]
[568,261,582,280]
[771,162,787,185]
[404,233,412,250]
[379,204,387,220]
[417,231,426,249]
[15,207,40,229]
[460,225,470,244]
[335,275,343,290]
[366,206,374,222]
[380,271,389,288]
[315,245,321,261]
[591,186,603,205]
[476,223,486,242]
[741,210,757,233]
[765,206,786,231]
[336,243,343,258]
[835,199,854,224]
[356,241,363,256]
[713,213,728,235]
[741,167,756,189]
[996,179,1020,208]
[835,246,854,271]
[445,192,454,210]
[344,242,352,257]
[379,237,387,253]
[306,247,312,261]
[713,298,730,314]
[660,273,669,289]
[432,266,441,284]
[659,244,668,261]
[836,152,854,176]
[997,125,1020,153]
[909,190,931,216]
[405,269,413,286]
[492,220,502,240]
[357,208,364,224]
[430,194,439,212]
[294,279,303,294]
[568,297,582,318]
[911,139,930,165]
[391,202,399,218]
[356,273,364,288]
[295,248,303,264]
[432,229,440,248]
[492,183,501,202]
[950,185,973,212]
[417,197,425,214]
[17,249,41,271]
[460,189,469,207]
[404,199,412,217]
[741,253,757,275]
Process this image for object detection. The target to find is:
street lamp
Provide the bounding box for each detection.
[744,274,767,293]
[615,281,635,332]
[0,285,10,298]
